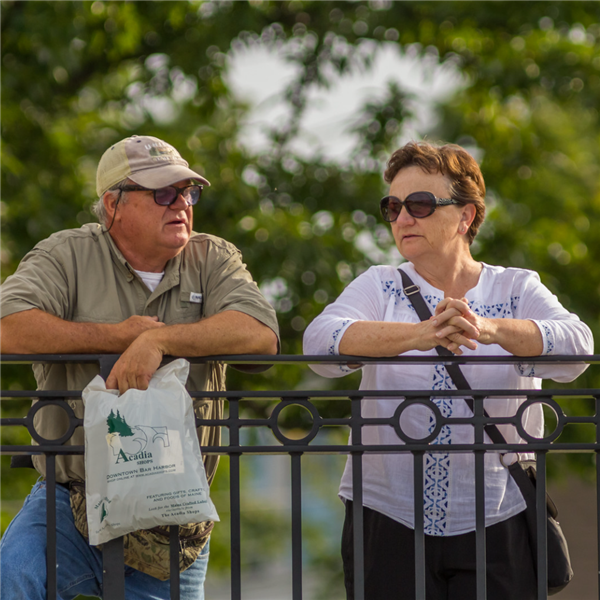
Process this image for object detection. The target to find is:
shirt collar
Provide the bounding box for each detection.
[100,225,183,289]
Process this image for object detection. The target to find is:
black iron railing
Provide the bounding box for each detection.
[1,354,600,600]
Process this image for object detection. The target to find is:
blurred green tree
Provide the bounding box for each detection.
[2,0,599,591]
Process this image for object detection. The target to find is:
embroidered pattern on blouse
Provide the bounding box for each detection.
[516,321,552,377]
[540,322,554,355]
[423,365,454,536]
[516,363,536,377]
[380,277,526,534]
[329,319,354,372]
[419,293,520,536]
[471,297,520,319]
[381,280,442,313]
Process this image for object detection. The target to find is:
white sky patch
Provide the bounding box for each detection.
[354,230,404,267]
[226,42,464,163]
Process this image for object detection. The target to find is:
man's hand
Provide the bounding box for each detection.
[105,310,277,394]
[115,315,165,349]
[105,332,165,394]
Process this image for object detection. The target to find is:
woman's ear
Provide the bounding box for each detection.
[459,203,476,233]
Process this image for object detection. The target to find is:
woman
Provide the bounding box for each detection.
[303,141,593,600]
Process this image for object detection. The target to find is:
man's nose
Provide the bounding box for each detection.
[169,192,190,209]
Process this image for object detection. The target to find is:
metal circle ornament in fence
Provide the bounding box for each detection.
[270,399,321,445]
[393,398,443,444]
[28,399,79,446]
[515,397,565,443]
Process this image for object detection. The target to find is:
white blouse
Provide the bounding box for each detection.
[303,262,593,536]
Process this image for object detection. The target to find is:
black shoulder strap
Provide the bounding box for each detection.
[398,268,507,446]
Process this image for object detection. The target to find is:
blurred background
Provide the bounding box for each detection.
[2,1,599,598]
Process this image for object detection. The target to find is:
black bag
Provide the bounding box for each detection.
[399,268,573,595]
[507,461,573,594]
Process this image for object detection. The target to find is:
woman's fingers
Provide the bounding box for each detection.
[427,299,482,354]
[435,318,480,340]
[431,307,462,326]
[435,297,471,317]
[437,332,478,353]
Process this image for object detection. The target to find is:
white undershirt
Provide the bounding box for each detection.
[134,269,165,293]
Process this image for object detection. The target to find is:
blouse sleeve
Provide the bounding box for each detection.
[512,270,594,381]
[303,268,386,378]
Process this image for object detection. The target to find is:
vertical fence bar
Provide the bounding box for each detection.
[170,525,180,600]
[291,452,303,600]
[102,538,125,599]
[474,395,486,600]
[46,453,57,600]
[229,397,242,600]
[230,453,241,600]
[596,395,600,600]
[351,395,365,600]
[474,449,486,600]
[597,449,600,600]
[536,451,548,600]
[98,355,126,600]
[413,450,426,600]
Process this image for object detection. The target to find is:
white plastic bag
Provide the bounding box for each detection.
[82,358,219,546]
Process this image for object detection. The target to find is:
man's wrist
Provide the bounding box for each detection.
[136,327,170,356]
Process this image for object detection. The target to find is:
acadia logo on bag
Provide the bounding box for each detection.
[106,409,170,464]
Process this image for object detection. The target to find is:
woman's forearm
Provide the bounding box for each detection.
[338,321,422,357]
[480,318,543,356]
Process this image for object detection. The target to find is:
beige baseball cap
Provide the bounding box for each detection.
[96,135,210,196]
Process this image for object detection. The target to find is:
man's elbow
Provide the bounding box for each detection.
[256,329,279,355]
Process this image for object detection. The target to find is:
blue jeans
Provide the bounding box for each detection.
[0,480,209,600]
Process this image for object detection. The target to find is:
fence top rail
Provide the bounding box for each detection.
[2,388,600,399]
[2,353,600,366]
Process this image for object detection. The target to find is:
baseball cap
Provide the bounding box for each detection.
[96,135,210,196]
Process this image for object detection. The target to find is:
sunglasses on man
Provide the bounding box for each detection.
[380,191,460,222]
[120,184,203,207]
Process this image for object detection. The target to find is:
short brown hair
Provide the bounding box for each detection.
[384,141,486,244]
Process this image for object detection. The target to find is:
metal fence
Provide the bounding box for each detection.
[1,354,600,600]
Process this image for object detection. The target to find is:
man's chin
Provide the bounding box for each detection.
[162,234,190,253]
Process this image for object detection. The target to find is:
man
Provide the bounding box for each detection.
[0,135,279,600]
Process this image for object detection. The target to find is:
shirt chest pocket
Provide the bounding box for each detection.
[163,291,204,325]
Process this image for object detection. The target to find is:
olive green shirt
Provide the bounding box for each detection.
[1,223,279,484]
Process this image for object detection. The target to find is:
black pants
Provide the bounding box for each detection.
[342,502,537,600]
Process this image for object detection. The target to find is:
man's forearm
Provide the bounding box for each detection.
[105,310,278,393]
[0,309,164,354]
[149,310,278,357]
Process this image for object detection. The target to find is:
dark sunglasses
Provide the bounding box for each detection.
[120,184,203,207]
[380,191,460,221]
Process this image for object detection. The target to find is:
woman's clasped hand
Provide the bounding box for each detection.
[428,297,480,354]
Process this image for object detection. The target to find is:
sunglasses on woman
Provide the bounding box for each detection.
[120,184,203,207]
[380,191,460,222]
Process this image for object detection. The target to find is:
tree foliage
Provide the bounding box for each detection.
[2,0,600,583]
[2,1,599,356]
